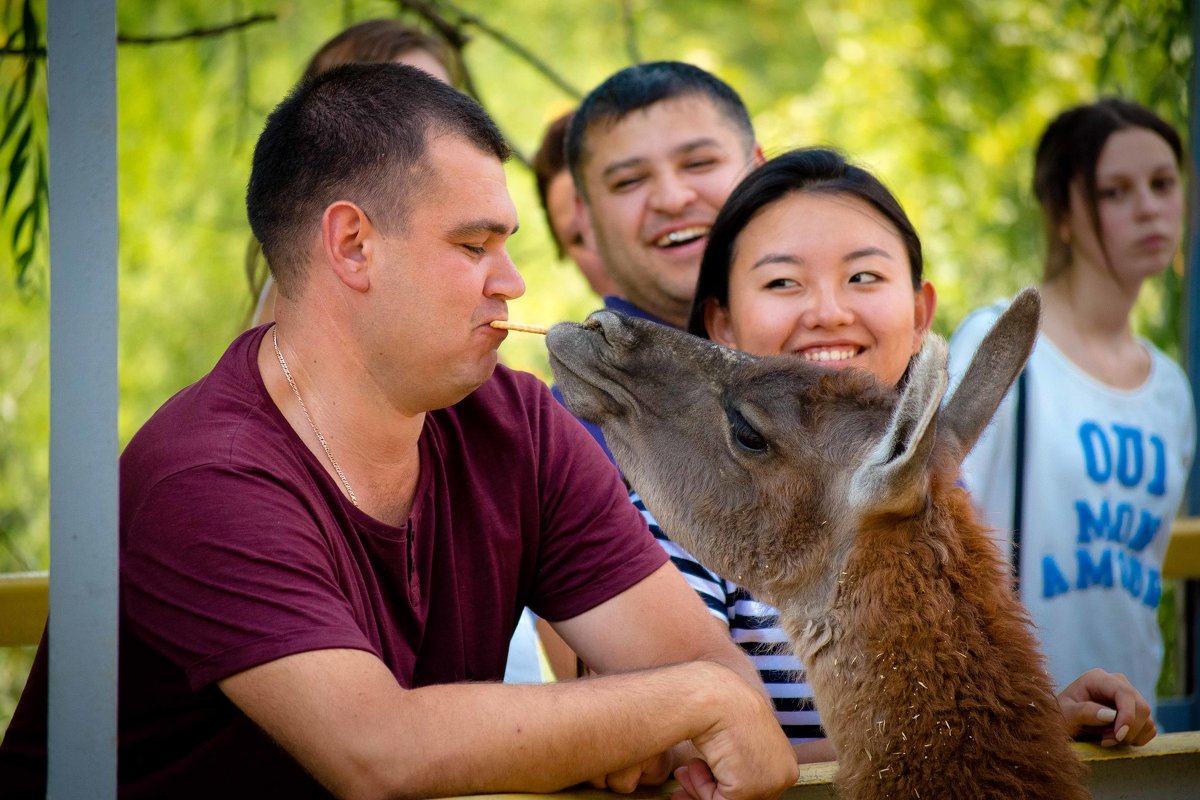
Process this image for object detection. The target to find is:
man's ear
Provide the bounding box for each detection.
[751,142,766,169]
[321,201,372,293]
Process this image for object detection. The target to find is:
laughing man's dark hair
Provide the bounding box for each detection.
[565,61,754,197]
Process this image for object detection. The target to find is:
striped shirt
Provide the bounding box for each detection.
[631,491,824,743]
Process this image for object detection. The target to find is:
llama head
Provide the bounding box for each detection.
[546,288,1040,611]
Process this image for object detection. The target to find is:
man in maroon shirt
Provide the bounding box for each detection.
[0,64,799,798]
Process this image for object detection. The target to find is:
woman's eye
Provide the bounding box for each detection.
[849,271,881,284]
[729,409,768,453]
[1098,185,1126,201]
[764,278,797,290]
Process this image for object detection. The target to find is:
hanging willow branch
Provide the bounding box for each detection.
[117,13,277,46]
[391,0,598,168]
[395,0,583,100]
[0,45,46,57]
[0,5,278,292]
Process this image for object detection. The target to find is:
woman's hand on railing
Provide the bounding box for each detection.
[1057,668,1156,747]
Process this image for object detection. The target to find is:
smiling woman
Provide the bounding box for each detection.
[690,147,935,386]
[702,191,933,387]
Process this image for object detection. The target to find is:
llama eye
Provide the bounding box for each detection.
[729,409,768,453]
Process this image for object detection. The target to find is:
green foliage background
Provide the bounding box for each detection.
[0,0,1192,724]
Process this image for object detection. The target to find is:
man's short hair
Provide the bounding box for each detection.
[247,63,509,297]
[564,61,754,196]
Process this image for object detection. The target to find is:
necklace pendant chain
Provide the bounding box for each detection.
[273,325,360,507]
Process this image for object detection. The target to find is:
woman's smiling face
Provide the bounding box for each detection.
[705,191,936,387]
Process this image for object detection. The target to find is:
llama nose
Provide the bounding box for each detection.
[582,310,613,330]
[588,310,636,348]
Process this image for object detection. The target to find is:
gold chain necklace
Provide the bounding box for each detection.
[273,325,360,507]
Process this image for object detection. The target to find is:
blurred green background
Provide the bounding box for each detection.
[0,0,1192,726]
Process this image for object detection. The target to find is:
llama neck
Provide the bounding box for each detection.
[777,497,1086,799]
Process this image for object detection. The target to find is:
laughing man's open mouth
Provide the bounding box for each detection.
[654,226,709,248]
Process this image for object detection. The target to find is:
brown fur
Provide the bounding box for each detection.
[546,288,1089,799]
[794,464,1087,799]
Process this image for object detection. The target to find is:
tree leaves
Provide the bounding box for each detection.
[0,0,1192,546]
[0,0,47,295]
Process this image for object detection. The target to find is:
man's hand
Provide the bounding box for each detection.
[588,751,674,793]
[1057,668,1156,747]
[673,759,723,800]
[586,662,796,799]
[670,663,799,800]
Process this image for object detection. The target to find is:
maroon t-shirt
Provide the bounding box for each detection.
[0,326,666,798]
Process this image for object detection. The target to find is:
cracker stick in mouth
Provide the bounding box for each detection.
[490,320,549,335]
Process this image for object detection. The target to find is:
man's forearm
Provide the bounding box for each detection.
[686,625,771,702]
[794,738,837,764]
[399,662,740,796]
[222,649,761,800]
[557,564,771,703]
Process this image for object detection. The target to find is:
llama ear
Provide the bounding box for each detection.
[940,287,1040,463]
[848,335,948,515]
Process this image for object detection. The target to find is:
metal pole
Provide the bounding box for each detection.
[1180,0,1200,733]
[46,0,119,796]
[1189,0,1200,515]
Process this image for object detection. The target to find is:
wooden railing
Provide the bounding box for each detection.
[439,731,1200,799]
[0,570,48,647]
[1164,515,1200,579]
